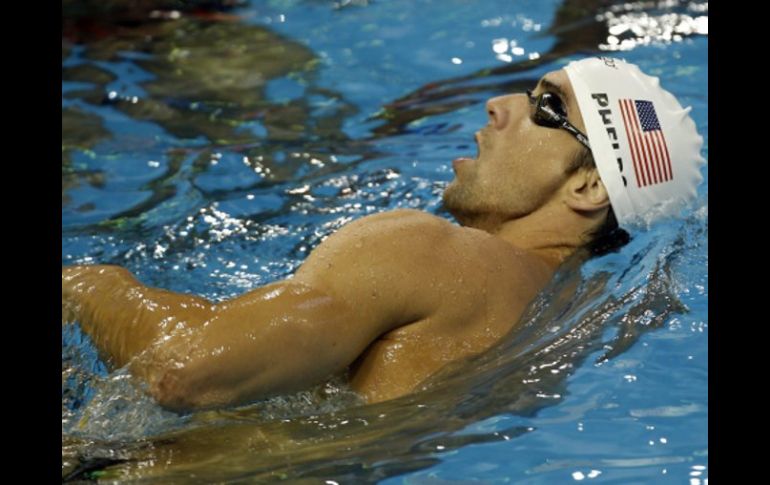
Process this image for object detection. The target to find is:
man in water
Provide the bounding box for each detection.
[62,58,704,412]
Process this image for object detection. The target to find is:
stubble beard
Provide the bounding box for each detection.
[442,178,502,229]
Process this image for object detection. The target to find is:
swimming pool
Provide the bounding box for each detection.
[62,0,708,482]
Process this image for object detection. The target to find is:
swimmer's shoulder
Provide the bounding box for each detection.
[344,208,454,232]
[311,209,455,252]
[305,208,549,284]
[338,209,547,268]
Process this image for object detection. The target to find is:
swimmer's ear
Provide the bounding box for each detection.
[564,168,610,213]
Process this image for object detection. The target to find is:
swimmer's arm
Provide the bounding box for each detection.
[62,265,215,368]
[61,266,356,410]
[62,264,392,412]
[136,279,387,411]
[139,210,449,411]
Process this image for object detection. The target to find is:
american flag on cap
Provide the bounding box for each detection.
[618,99,673,188]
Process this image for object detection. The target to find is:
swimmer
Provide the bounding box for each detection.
[62,57,705,412]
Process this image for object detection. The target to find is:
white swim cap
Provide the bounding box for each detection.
[564,57,705,226]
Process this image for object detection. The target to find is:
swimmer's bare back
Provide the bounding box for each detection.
[62,209,555,411]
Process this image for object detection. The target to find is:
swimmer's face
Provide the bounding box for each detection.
[443,69,588,224]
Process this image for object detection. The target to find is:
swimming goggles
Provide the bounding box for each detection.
[526,89,591,150]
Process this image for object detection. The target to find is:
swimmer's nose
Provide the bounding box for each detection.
[486,94,522,130]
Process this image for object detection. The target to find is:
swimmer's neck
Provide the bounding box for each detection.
[455,205,596,271]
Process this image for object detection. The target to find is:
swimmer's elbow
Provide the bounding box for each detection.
[148,367,194,412]
[148,366,237,413]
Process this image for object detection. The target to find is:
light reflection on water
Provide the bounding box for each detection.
[62,0,707,482]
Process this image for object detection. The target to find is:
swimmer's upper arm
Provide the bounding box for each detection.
[141,279,373,411]
[144,209,451,411]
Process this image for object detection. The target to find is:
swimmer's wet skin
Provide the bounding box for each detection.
[63,210,554,410]
[61,58,704,412]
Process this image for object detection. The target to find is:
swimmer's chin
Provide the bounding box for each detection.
[452,156,475,173]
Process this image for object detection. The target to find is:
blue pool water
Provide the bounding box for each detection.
[62,0,707,482]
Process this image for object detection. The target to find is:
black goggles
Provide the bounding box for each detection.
[526,89,591,150]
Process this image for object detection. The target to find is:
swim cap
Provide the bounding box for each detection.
[564,57,705,226]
